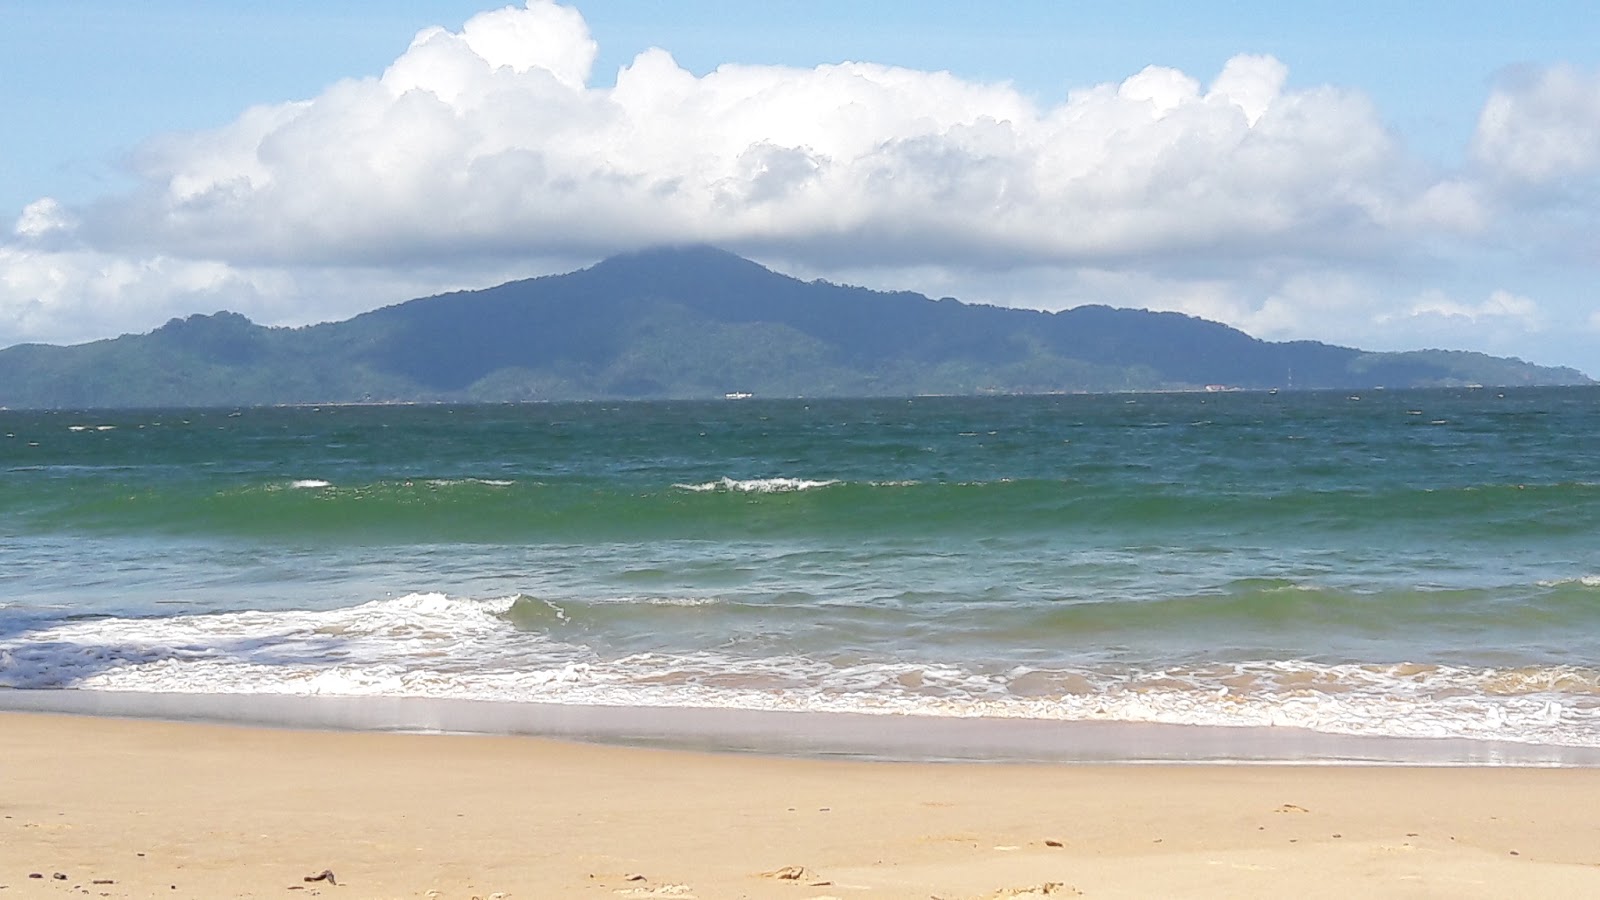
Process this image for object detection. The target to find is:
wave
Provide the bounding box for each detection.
[6,592,1600,747]
[9,475,1599,544]
[1538,575,1600,589]
[673,477,840,493]
[279,477,516,491]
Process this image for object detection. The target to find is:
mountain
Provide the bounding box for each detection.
[0,246,1589,408]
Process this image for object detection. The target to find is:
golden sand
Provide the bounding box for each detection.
[3,711,1598,898]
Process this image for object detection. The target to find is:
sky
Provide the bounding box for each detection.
[3,1,1599,374]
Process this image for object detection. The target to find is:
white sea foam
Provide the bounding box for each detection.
[1538,575,1600,588]
[289,479,332,489]
[6,596,1600,748]
[673,477,839,493]
[597,595,721,607]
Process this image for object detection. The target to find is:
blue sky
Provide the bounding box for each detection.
[4,1,1599,373]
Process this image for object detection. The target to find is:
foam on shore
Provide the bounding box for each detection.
[5,688,1599,767]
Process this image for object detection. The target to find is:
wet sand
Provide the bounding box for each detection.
[3,711,1599,899]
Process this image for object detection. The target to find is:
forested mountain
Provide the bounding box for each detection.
[0,246,1588,408]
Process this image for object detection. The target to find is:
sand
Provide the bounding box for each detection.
[3,711,1598,899]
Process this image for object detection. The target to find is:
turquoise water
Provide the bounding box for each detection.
[3,388,1599,749]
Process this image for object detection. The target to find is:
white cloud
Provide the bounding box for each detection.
[1472,65,1600,184]
[1382,179,1488,234]
[1398,288,1540,325]
[0,241,565,348]
[1360,287,1547,355]
[389,1,597,97]
[62,0,1433,271]
[1208,54,1286,127]
[0,246,283,345]
[13,198,74,238]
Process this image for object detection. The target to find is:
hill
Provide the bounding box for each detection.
[0,246,1589,407]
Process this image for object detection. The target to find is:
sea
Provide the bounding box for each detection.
[4,388,1600,764]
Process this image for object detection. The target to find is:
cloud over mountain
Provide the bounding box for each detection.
[1,2,1595,373]
[87,12,1416,268]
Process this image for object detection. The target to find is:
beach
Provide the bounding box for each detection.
[4,712,1599,899]
[7,392,1600,896]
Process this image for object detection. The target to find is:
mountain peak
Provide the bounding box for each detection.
[584,245,778,280]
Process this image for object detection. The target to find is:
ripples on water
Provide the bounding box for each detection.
[3,388,1600,749]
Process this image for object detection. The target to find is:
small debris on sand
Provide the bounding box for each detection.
[614,884,695,897]
[759,865,831,886]
[1275,804,1309,814]
[1043,839,1064,847]
[303,869,337,885]
[983,883,1080,899]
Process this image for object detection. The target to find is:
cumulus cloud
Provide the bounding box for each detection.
[1472,65,1600,184]
[58,0,1432,271]
[13,198,75,239]
[390,1,597,96]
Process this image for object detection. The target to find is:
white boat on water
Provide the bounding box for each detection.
[724,391,753,400]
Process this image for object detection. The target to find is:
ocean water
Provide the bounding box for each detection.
[4,388,1600,759]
